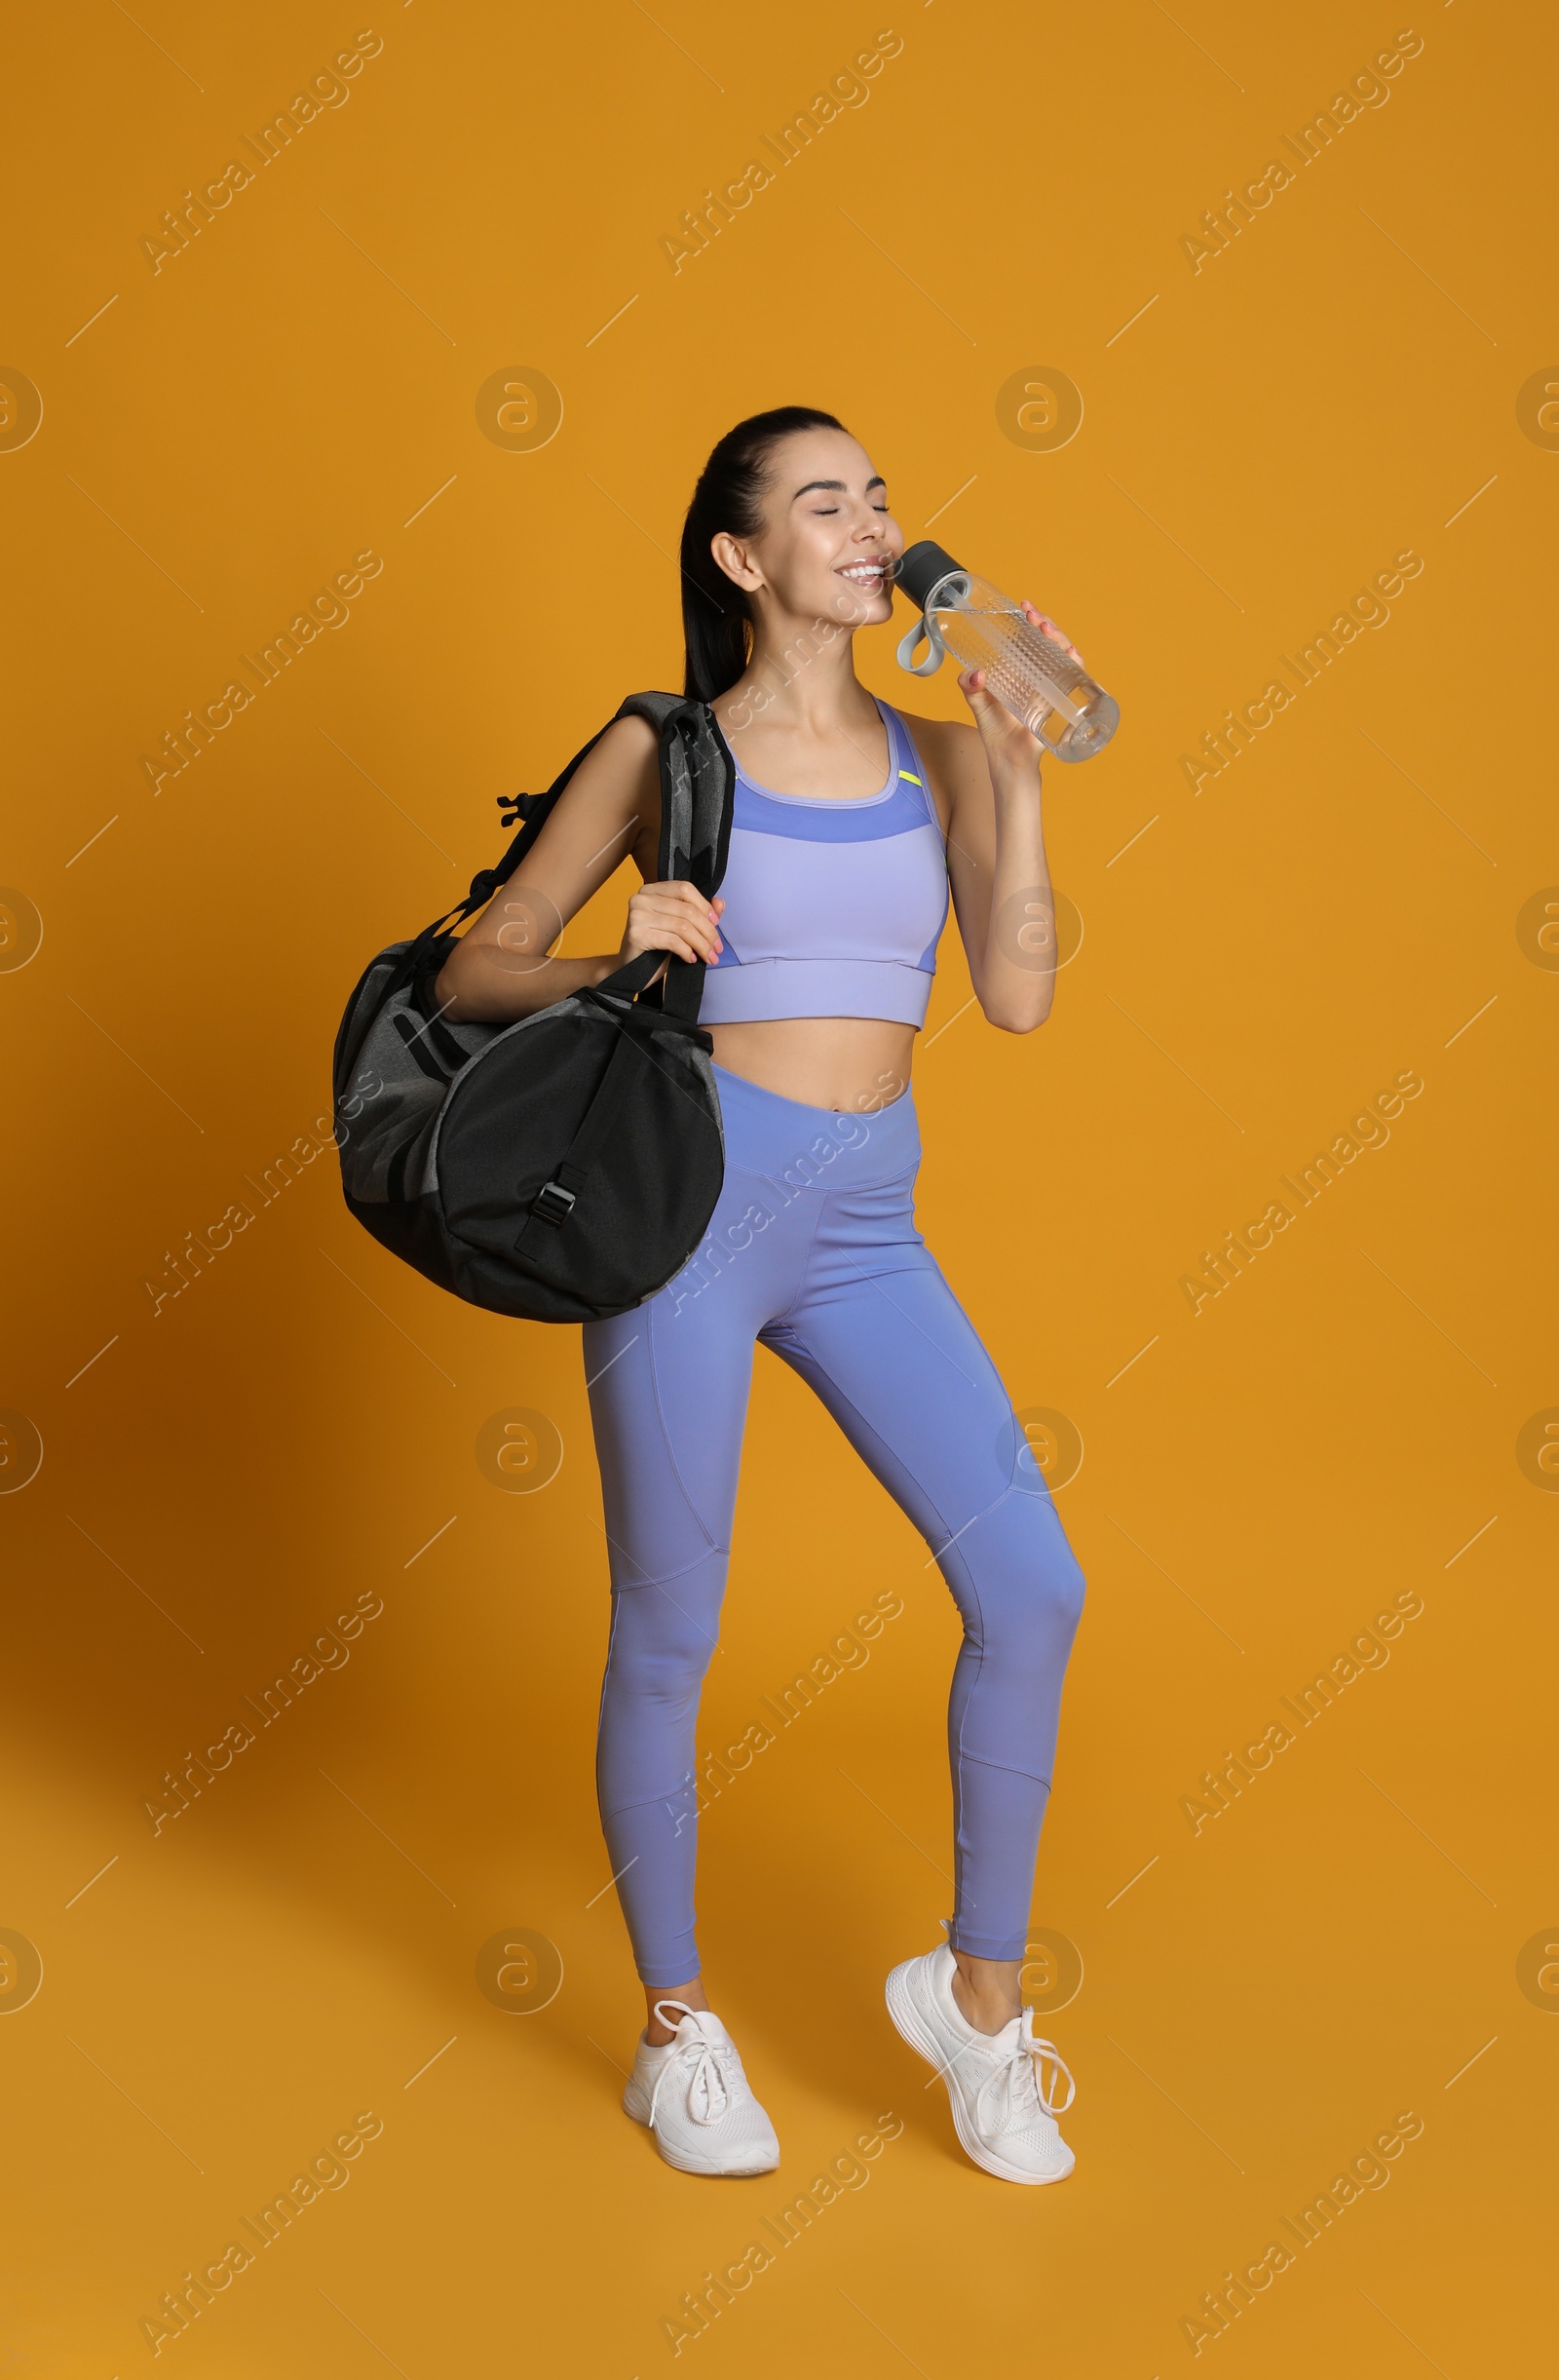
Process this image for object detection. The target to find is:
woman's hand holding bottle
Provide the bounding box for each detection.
[958,601,1084,775]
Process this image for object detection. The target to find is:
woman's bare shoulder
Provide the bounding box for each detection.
[891,707,977,756]
[571,710,662,877]
[557,709,660,815]
[586,710,660,769]
[885,709,980,823]
[505,710,660,873]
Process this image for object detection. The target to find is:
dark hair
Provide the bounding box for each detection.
[679,406,847,702]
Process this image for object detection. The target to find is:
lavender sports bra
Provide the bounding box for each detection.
[698,700,950,1028]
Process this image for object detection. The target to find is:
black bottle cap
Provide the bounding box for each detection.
[894,539,966,613]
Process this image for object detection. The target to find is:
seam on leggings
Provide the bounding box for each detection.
[606,1562,725,1678]
[773,1331,1023,1566]
[950,1712,967,1939]
[945,1541,990,1853]
[771,1328,963,1560]
[833,1247,985,1394]
[932,1253,1015,1400]
[599,1780,698,1820]
[937,1484,1028,1821]
[594,1589,622,1766]
[957,1746,1053,1787]
[606,1544,730,1594]
[645,1307,723,1557]
[929,1464,1032,1560]
[763,1187,828,1334]
[943,1477,1071,1801]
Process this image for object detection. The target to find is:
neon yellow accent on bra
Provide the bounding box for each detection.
[898,770,923,786]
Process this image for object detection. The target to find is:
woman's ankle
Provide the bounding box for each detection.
[644,1976,708,2045]
[950,1949,1022,2035]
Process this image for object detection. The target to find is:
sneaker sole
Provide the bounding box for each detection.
[621,2081,780,2177]
[884,1957,1075,2188]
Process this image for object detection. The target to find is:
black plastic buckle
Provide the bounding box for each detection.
[530,1179,576,1227]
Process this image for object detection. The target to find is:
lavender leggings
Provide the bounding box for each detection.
[582,1062,1085,1988]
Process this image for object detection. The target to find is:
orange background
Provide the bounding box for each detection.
[2,2,1555,2372]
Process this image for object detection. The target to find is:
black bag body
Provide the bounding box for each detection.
[331,692,735,1324]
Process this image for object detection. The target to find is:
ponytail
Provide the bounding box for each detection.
[679,406,847,702]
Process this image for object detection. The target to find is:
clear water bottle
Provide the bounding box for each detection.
[894,540,1119,763]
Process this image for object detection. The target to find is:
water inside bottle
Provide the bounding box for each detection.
[937,598,1108,753]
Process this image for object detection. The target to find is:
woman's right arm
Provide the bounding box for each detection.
[433,714,725,1023]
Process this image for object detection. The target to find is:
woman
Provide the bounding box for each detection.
[436,407,1086,2187]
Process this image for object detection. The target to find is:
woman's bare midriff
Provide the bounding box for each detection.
[704,1017,917,1114]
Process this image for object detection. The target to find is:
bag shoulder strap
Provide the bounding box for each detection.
[624,693,736,1022]
[399,692,735,1024]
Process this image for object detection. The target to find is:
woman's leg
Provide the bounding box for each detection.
[760,1156,1085,2027]
[580,1150,818,2013]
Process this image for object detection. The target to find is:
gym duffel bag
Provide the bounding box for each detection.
[330,691,735,1324]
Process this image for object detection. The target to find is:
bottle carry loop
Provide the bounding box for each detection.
[895,614,945,676]
[894,548,968,679]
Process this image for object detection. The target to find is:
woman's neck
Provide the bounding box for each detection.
[729,610,879,739]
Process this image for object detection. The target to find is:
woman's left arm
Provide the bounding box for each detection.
[915,604,1084,1033]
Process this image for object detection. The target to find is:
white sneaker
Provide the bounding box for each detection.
[622,1999,780,2177]
[885,1942,1076,2185]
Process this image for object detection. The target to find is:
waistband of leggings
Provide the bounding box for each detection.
[711,1059,920,1187]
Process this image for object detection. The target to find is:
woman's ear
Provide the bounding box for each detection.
[710,529,763,593]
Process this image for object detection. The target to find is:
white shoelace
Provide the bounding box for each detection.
[972,2007,1076,2134]
[646,2000,737,2130]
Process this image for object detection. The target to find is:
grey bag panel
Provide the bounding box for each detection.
[391,1107,444,1206]
[680,1038,725,1165]
[337,982,497,1204]
[682,705,736,893]
[654,701,733,897]
[335,948,406,1094]
[662,724,697,885]
[337,1004,442,1202]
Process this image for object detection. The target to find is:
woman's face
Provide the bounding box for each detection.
[711,429,904,632]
